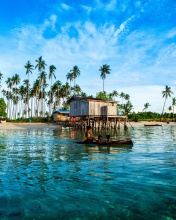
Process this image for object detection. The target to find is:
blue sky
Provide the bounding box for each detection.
[0,0,176,112]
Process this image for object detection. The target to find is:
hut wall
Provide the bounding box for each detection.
[89,101,117,116]
[70,100,89,117]
[70,99,117,117]
[53,113,70,122]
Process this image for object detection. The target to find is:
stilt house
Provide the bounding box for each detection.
[69,97,118,117]
[68,97,127,129]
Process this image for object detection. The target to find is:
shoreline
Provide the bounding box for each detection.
[0,121,175,130]
[0,122,62,130]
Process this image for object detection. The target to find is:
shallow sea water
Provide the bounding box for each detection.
[0,125,176,220]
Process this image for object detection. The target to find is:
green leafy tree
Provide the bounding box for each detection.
[0,98,7,117]
[99,64,111,93]
[96,91,112,100]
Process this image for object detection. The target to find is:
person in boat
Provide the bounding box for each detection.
[97,135,103,144]
[106,135,112,143]
[83,125,96,143]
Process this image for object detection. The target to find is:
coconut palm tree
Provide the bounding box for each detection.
[71,66,80,91]
[172,97,176,121]
[35,56,47,72]
[161,85,173,120]
[49,65,56,117]
[66,71,74,97]
[99,64,111,93]
[112,90,118,101]
[124,94,130,102]
[0,72,3,90]
[120,92,125,105]
[168,106,172,118]
[143,103,151,111]
[25,61,34,118]
[74,84,81,96]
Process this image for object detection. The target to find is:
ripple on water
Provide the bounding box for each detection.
[0,126,176,219]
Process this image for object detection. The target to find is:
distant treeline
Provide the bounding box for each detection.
[128,111,176,122]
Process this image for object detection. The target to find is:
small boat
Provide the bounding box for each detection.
[144,124,162,126]
[76,139,133,145]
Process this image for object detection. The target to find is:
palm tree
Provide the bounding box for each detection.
[172,97,176,121]
[99,64,111,93]
[25,61,34,118]
[49,65,56,117]
[35,56,47,72]
[71,65,80,91]
[120,92,125,105]
[122,101,133,116]
[66,71,74,96]
[124,94,130,102]
[143,103,151,111]
[35,57,47,117]
[74,84,81,96]
[112,90,118,101]
[168,106,172,118]
[161,85,173,120]
[0,72,3,90]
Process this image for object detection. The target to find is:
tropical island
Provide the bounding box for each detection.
[0,56,176,124]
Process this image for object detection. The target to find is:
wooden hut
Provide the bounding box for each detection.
[53,110,70,122]
[68,97,127,129]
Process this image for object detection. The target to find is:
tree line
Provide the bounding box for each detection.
[0,60,175,121]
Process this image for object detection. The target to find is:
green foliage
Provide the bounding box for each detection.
[0,98,6,117]
[96,91,112,100]
[128,111,162,121]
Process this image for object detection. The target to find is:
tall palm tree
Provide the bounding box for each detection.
[99,64,111,93]
[35,56,47,72]
[74,84,81,96]
[120,92,125,105]
[161,85,173,120]
[71,65,80,91]
[172,97,176,121]
[49,65,56,117]
[66,71,74,96]
[25,61,34,118]
[168,106,172,118]
[35,57,47,117]
[112,90,118,101]
[143,103,151,111]
[0,72,3,90]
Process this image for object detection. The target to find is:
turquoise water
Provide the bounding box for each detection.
[0,126,176,220]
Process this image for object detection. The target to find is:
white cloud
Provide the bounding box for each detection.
[61,3,71,10]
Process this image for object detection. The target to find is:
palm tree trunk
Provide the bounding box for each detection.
[103,79,104,93]
[161,97,167,120]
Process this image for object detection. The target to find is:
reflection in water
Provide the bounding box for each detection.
[0,126,176,220]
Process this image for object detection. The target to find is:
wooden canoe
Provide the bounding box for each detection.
[144,124,162,126]
[76,139,133,145]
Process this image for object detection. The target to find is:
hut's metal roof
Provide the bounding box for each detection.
[53,110,70,114]
[68,96,117,103]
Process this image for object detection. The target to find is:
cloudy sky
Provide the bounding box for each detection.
[0,0,176,112]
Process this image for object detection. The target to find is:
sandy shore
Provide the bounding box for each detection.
[0,121,175,130]
[0,122,62,130]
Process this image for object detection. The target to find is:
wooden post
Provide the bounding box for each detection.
[118,118,120,129]
[124,116,128,130]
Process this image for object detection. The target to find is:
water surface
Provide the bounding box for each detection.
[0,126,176,219]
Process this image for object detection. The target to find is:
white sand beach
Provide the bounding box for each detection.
[0,121,175,130]
[0,122,62,130]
